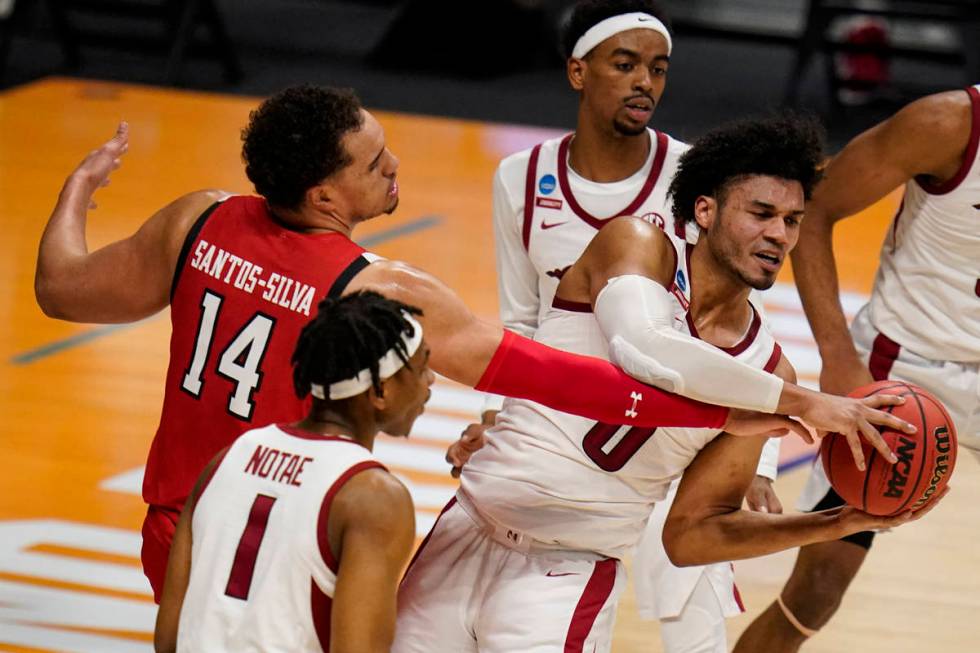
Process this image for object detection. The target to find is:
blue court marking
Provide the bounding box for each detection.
[357,215,442,248]
[10,323,140,365]
[777,451,818,475]
[9,215,444,366]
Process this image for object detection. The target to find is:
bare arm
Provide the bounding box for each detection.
[662,357,932,566]
[792,90,972,395]
[153,449,227,653]
[35,123,228,322]
[328,469,415,653]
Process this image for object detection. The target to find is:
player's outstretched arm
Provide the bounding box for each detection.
[328,469,415,653]
[558,217,914,462]
[346,259,732,429]
[153,448,225,653]
[663,429,946,566]
[792,90,973,396]
[35,123,228,323]
[662,357,940,566]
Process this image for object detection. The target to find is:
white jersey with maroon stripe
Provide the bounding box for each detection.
[176,424,384,653]
[869,84,980,363]
[492,128,691,338]
[461,236,782,560]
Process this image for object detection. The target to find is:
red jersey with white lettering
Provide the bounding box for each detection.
[143,196,373,512]
[177,424,384,652]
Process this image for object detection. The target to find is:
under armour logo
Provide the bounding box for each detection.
[625,391,642,419]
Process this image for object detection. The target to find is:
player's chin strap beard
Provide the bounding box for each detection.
[776,594,819,638]
[310,312,423,400]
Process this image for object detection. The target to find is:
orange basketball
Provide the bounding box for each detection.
[820,380,957,516]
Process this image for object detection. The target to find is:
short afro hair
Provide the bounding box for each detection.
[241,85,364,210]
[669,113,825,224]
[292,291,423,401]
[561,0,671,59]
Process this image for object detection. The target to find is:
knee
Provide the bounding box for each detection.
[782,547,865,628]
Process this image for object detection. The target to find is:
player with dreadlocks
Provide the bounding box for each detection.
[154,290,433,653]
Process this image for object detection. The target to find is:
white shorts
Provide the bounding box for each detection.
[659,574,730,653]
[799,305,980,517]
[394,492,626,653]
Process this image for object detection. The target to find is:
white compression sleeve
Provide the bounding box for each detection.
[593,275,784,413]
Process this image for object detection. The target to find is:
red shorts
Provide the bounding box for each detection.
[141,505,180,604]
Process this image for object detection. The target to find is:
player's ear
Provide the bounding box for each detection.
[693,195,717,231]
[567,57,586,92]
[306,181,336,214]
[367,383,387,412]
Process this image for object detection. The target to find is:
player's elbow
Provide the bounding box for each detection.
[661,520,700,567]
[34,273,72,320]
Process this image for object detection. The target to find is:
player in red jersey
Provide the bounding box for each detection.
[35,85,913,601]
[155,291,430,653]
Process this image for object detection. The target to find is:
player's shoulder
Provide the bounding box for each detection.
[330,466,413,528]
[887,88,973,141]
[660,130,690,154]
[496,134,567,180]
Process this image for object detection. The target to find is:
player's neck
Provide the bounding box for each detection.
[687,242,754,345]
[267,203,355,238]
[568,120,650,183]
[292,413,377,451]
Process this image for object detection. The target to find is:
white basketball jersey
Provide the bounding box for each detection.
[177,424,384,653]
[498,128,690,324]
[869,84,980,362]
[461,237,782,559]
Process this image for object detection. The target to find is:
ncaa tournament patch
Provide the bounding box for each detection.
[538,174,557,195]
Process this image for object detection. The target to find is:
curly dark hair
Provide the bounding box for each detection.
[561,0,671,58]
[669,113,825,224]
[292,291,423,401]
[241,85,364,210]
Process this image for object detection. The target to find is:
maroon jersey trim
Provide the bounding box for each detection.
[278,423,369,446]
[551,296,593,313]
[170,201,223,301]
[557,131,669,229]
[192,445,232,510]
[685,303,762,357]
[917,85,980,195]
[316,460,388,574]
[763,342,783,373]
[402,496,457,582]
[311,578,333,652]
[522,144,544,251]
[564,558,618,650]
[327,254,372,299]
[868,332,901,381]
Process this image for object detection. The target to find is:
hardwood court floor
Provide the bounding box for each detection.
[0,78,976,652]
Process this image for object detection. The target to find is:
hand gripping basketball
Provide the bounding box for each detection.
[821,381,958,515]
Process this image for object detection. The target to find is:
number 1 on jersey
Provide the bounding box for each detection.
[182,290,276,421]
[226,494,277,600]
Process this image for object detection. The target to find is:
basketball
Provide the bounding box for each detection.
[820,380,957,516]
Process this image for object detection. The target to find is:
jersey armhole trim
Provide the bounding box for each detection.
[191,445,232,514]
[522,144,543,251]
[316,460,388,574]
[763,342,782,373]
[327,254,371,298]
[916,85,980,195]
[170,200,224,301]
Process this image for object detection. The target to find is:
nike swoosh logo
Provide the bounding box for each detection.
[638,17,653,21]
[541,221,567,230]
[545,571,579,577]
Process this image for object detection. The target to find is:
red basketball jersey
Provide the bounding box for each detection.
[143,196,371,512]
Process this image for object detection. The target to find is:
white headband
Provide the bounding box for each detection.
[571,12,672,59]
[311,313,424,401]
